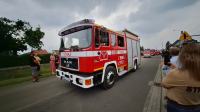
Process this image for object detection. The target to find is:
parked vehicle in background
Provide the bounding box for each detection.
[56,19,141,89]
[150,49,156,56]
[141,51,144,56]
[143,50,151,58]
[154,50,161,55]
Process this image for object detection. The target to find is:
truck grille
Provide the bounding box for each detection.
[61,58,79,70]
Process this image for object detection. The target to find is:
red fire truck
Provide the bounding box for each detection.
[56,19,141,89]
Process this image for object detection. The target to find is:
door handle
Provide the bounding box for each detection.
[97,51,100,55]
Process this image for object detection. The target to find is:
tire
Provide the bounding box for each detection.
[133,61,137,72]
[102,66,117,89]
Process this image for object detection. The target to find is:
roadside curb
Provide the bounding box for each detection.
[143,65,166,112]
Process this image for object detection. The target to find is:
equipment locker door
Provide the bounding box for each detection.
[127,38,133,69]
[132,40,137,59]
[136,41,141,65]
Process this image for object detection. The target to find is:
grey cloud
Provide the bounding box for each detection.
[34,0,97,14]
[0,0,123,28]
[0,0,79,28]
[158,0,198,13]
[0,0,199,50]
[34,0,122,19]
[127,0,200,37]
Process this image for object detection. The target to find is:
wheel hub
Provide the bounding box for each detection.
[134,63,137,69]
[107,71,115,85]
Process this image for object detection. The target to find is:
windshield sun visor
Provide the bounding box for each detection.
[59,25,92,36]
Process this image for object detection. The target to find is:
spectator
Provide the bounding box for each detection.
[55,54,59,69]
[161,49,165,58]
[34,52,41,75]
[161,50,171,75]
[50,53,56,74]
[29,51,39,82]
[169,47,180,69]
[155,43,200,112]
[163,50,171,66]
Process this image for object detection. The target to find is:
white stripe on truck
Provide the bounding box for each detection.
[61,50,127,57]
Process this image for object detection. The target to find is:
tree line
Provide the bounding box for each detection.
[0,17,45,56]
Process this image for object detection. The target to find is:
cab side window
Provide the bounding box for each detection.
[100,30,109,46]
[95,28,100,48]
[117,36,124,47]
[111,34,116,46]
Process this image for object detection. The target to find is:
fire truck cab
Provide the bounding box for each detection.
[56,19,141,89]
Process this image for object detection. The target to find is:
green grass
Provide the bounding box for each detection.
[0,64,51,87]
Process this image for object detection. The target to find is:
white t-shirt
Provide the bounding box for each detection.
[170,56,180,68]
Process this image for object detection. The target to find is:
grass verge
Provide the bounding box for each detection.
[0,64,52,87]
[0,74,52,87]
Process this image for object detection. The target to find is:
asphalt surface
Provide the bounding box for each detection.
[0,56,160,112]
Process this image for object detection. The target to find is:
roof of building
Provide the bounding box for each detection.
[33,49,48,55]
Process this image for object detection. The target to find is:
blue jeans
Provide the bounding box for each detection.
[167,100,200,112]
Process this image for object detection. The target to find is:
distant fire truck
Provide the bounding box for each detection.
[56,19,141,89]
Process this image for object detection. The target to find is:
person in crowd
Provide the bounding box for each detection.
[29,51,39,82]
[154,43,200,112]
[34,52,41,75]
[50,52,56,74]
[55,54,59,69]
[162,47,180,75]
[168,47,180,69]
[161,49,165,58]
[161,50,171,75]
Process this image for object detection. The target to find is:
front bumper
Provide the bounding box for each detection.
[56,69,94,88]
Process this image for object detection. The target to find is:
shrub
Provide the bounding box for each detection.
[0,54,51,68]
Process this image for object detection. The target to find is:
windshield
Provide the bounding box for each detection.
[61,27,92,49]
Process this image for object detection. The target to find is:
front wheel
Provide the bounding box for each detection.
[102,66,117,89]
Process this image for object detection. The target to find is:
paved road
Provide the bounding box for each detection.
[0,56,160,112]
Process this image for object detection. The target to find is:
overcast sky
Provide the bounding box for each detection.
[1,0,200,52]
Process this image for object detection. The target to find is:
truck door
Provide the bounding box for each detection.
[127,38,133,69]
[93,28,110,71]
[132,40,136,58]
[136,41,141,65]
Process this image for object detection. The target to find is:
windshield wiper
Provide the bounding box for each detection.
[70,45,80,51]
[59,47,66,52]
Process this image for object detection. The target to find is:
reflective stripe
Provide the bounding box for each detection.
[61,50,127,57]
[94,67,104,71]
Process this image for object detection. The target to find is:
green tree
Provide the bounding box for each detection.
[140,46,144,51]
[0,17,28,55]
[0,17,45,55]
[24,27,45,49]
